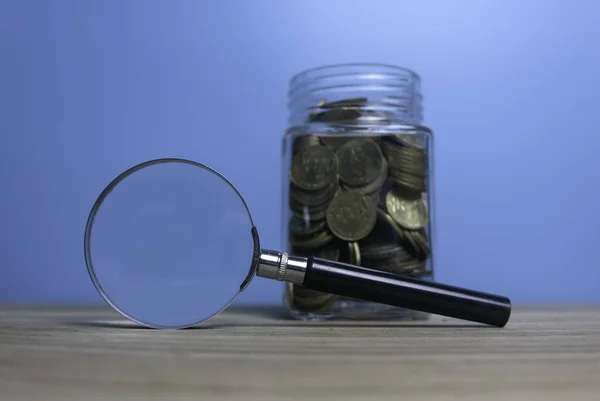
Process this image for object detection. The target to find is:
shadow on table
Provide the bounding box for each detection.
[65,305,484,330]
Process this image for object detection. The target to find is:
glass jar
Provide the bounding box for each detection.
[281,64,435,320]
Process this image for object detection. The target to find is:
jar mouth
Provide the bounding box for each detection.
[289,63,421,88]
[288,63,423,126]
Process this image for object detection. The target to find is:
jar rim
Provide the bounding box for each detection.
[290,63,421,86]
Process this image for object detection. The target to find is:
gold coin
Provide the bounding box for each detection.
[385,186,428,230]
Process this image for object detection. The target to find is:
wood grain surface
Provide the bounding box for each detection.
[0,305,599,400]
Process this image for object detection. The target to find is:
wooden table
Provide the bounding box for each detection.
[1,305,599,400]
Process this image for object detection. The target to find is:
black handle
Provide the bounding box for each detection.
[303,257,511,327]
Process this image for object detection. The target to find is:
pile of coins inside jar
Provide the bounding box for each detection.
[286,98,432,313]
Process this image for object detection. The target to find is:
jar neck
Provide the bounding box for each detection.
[287,64,423,127]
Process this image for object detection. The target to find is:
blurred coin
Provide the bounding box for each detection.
[396,258,426,274]
[293,291,335,312]
[376,208,424,258]
[337,138,384,186]
[396,133,426,150]
[292,281,335,312]
[289,193,332,211]
[349,241,361,266]
[359,209,413,261]
[353,109,392,124]
[398,142,426,159]
[290,182,338,206]
[405,229,431,260]
[361,242,406,260]
[319,135,355,150]
[326,190,377,241]
[362,254,423,274]
[289,194,331,221]
[398,147,427,174]
[320,97,369,108]
[290,230,334,249]
[314,109,391,125]
[382,140,427,176]
[296,243,341,262]
[389,170,427,192]
[309,97,391,125]
[293,285,331,299]
[388,133,427,150]
[409,262,431,277]
[341,158,388,195]
[310,108,362,123]
[368,191,382,209]
[290,145,338,191]
[292,135,320,155]
[289,216,327,237]
[314,244,341,261]
[370,135,383,148]
[385,186,428,230]
[291,208,328,222]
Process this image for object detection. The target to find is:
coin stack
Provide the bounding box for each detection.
[382,135,428,193]
[286,98,432,313]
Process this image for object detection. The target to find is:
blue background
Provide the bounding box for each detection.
[1,0,599,305]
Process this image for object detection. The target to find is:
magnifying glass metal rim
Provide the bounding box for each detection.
[83,157,260,329]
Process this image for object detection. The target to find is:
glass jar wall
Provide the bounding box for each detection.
[281,64,435,320]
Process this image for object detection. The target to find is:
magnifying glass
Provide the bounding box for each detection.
[84,158,511,329]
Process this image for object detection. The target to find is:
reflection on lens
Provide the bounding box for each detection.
[84,159,256,328]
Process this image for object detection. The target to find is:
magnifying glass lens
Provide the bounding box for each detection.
[85,159,255,328]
